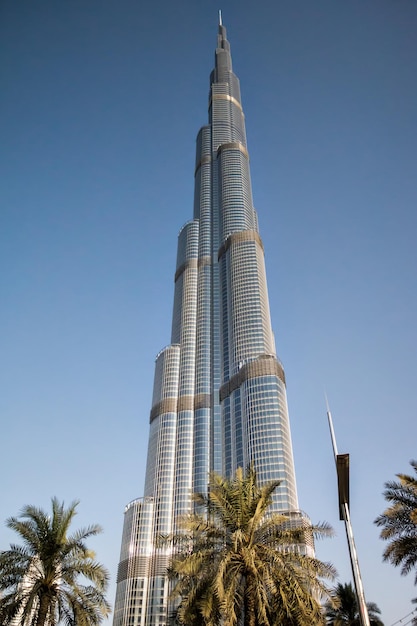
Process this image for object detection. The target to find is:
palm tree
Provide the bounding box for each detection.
[412,598,417,626]
[325,582,384,625]
[0,497,110,626]
[166,466,336,626]
[374,460,417,583]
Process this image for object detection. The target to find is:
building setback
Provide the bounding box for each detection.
[113,19,311,626]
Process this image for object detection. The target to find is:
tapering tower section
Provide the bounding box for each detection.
[113,21,308,626]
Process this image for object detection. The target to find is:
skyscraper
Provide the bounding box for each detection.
[113,19,310,626]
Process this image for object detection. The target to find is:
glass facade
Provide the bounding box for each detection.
[113,22,311,626]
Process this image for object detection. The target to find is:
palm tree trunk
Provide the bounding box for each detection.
[243,579,256,626]
[36,593,50,626]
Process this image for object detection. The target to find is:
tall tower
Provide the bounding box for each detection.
[113,20,309,626]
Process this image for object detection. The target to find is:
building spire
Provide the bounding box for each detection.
[211,11,232,86]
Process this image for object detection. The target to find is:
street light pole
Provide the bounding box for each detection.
[326,402,370,626]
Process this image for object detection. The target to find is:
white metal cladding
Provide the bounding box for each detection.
[218,148,255,239]
[151,345,180,406]
[225,236,275,373]
[113,499,154,626]
[113,22,312,626]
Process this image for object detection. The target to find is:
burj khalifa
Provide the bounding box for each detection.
[113,19,310,626]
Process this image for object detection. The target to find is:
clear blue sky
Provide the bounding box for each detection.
[1,1,417,624]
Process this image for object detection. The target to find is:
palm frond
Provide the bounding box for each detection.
[374,460,417,585]
[167,467,335,626]
[0,498,110,626]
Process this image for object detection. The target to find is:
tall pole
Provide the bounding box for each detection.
[326,402,371,626]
